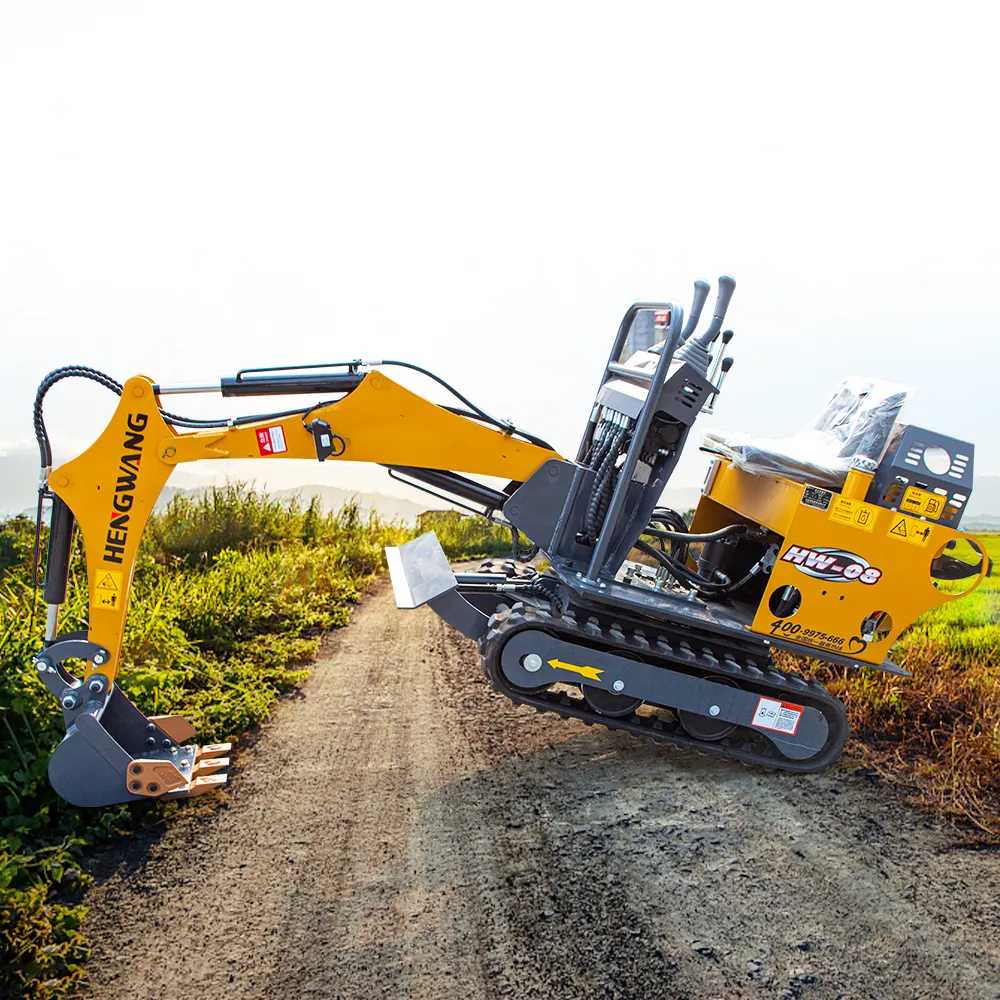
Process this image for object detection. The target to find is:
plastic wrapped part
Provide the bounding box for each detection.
[700,377,911,491]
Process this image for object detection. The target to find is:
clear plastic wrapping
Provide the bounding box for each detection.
[700,376,911,491]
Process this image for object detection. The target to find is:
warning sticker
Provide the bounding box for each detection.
[752,697,803,736]
[800,485,833,511]
[94,570,123,610]
[828,496,878,532]
[887,516,933,547]
[900,486,945,520]
[255,425,288,456]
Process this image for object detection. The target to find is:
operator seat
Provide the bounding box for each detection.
[700,377,909,492]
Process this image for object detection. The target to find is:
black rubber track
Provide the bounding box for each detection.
[478,599,850,773]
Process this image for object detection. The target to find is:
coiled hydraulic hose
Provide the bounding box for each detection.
[583,423,629,543]
[32,366,243,472]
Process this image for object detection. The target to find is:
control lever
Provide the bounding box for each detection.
[694,275,736,347]
[679,279,711,342]
[706,329,734,386]
[702,356,734,415]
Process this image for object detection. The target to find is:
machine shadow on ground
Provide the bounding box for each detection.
[267,723,1000,1000]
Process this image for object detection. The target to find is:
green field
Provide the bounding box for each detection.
[0,487,512,1000]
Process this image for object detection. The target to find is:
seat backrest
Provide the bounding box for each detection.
[808,377,909,466]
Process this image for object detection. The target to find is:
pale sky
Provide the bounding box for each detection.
[1,2,998,499]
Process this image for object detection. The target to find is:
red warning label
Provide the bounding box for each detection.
[255,425,288,456]
[751,697,803,736]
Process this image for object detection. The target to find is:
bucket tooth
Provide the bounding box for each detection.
[196,743,232,760]
[193,755,229,776]
[186,773,229,795]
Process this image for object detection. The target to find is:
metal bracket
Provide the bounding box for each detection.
[33,636,111,707]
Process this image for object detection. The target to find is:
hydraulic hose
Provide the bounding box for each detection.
[642,523,755,544]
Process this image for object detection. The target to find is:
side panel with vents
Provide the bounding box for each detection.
[655,364,712,421]
[867,426,974,526]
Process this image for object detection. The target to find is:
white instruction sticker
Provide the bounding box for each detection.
[752,697,803,736]
[268,424,287,453]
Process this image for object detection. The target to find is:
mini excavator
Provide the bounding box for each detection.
[31,276,991,806]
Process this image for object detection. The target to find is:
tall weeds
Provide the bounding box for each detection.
[417,508,520,558]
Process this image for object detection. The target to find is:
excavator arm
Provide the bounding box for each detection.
[34,362,559,806]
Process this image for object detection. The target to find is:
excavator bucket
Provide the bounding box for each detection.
[35,635,230,808]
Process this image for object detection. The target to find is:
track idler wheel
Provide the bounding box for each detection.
[676,676,739,742]
[582,685,643,718]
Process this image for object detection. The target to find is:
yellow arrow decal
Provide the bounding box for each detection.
[548,658,604,682]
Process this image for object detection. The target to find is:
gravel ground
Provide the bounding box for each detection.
[83,576,1000,1000]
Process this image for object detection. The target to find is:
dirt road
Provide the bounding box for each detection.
[84,577,1000,1000]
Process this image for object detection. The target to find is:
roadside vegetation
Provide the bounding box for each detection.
[416,508,526,559]
[0,487,510,1000]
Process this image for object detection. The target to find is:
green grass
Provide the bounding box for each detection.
[0,488,509,999]
[416,507,522,559]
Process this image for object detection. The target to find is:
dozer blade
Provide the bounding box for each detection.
[387,531,490,640]
[46,682,231,808]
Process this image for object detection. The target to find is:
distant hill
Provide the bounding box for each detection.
[0,446,450,523]
[0,449,44,518]
[965,474,1000,530]
[0,446,706,522]
[272,485,443,523]
[964,514,1000,531]
[2,445,999,529]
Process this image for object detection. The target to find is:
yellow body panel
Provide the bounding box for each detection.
[693,460,802,535]
[694,461,989,665]
[48,374,560,686]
